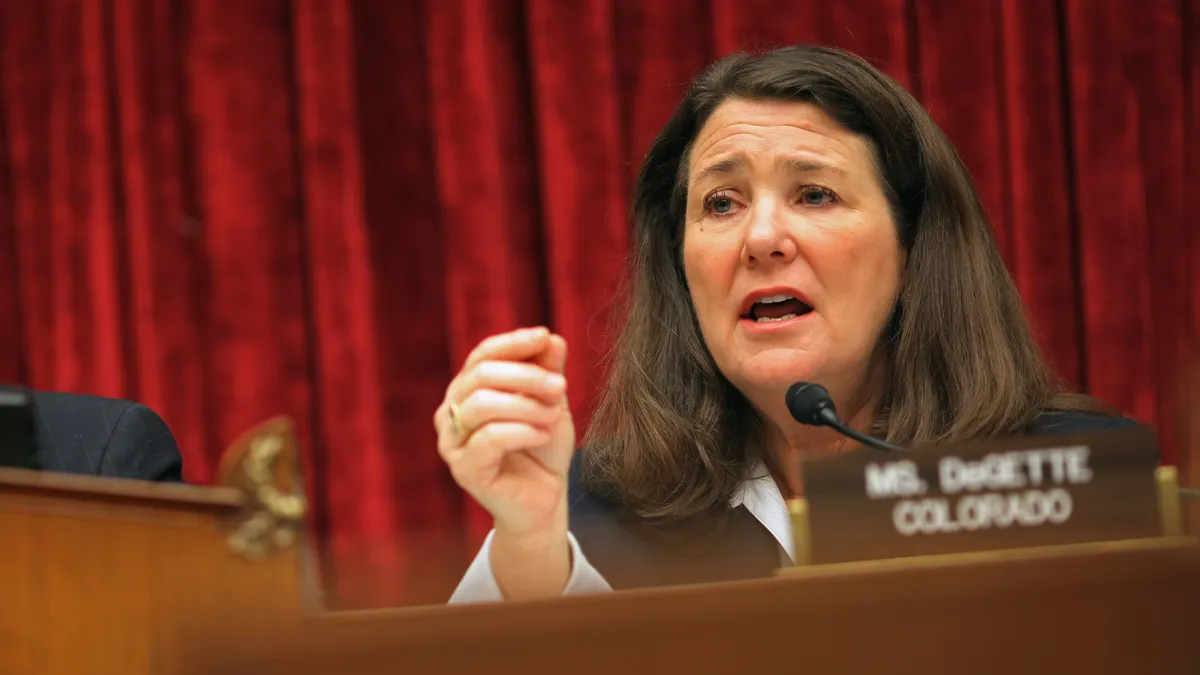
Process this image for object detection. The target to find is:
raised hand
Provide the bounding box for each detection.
[435,326,576,598]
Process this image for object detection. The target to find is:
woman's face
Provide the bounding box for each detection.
[682,98,904,417]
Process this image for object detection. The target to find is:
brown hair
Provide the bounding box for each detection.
[580,45,1105,523]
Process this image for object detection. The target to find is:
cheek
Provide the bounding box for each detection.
[811,222,903,327]
[855,236,902,295]
[682,233,736,328]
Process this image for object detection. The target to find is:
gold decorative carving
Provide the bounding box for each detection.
[218,417,307,560]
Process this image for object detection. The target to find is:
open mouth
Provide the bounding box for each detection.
[741,294,814,323]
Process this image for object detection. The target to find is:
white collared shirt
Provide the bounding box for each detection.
[448,460,793,603]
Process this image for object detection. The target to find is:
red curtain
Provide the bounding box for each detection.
[1,0,1196,608]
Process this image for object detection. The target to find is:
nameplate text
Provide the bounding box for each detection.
[800,426,1162,565]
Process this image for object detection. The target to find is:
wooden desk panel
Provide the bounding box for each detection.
[0,417,312,675]
[0,455,311,675]
[184,539,1200,675]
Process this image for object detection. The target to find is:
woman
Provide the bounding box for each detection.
[435,45,1132,602]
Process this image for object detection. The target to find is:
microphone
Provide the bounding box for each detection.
[785,381,906,452]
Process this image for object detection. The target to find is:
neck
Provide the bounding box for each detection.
[762,396,876,498]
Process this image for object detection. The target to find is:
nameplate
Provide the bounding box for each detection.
[798,425,1163,565]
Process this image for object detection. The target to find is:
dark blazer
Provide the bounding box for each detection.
[27,390,184,482]
[568,411,1139,591]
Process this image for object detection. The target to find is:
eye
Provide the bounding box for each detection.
[798,186,838,208]
[702,190,743,217]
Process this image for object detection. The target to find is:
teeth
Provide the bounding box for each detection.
[756,314,798,323]
[758,294,794,304]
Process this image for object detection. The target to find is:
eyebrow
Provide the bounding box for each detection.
[690,156,847,185]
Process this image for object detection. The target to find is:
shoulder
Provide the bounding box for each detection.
[1025,410,1138,435]
[565,449,655,586]
[31,390,171,440]
[31,389,143,422]
[565,448,781,589]
[566,449,620,519]
[30,390,183,482]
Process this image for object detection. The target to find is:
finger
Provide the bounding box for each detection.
[456,388,563,435]
[449,422,550,486]
[529,336,569,413]
[462,327,552,372]
[436,402,468,458]
[434,398,468,439]
[530,334,568,377]
[450,360,566,406]
[433,401,448,430]
[434,401,462,448]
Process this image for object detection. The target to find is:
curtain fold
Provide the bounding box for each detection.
[0,33,22,385]
[292,0,403,600]
[710,0,913,88]
[1,0,1196,609]
[614,0,714,190]
[998,0,1084,389]
[427,0,546,542]
[525,0,629,434]
[1065,0,1189,453]
[183,0,315,475]
[111,0,216,481]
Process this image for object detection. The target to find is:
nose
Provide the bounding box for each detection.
[742,194,797,265]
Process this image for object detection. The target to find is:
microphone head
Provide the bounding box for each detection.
[785,381,835,426]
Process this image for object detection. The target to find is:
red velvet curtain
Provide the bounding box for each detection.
[1,0,1196,608]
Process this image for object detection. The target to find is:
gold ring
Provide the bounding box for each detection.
[448,401,467,437]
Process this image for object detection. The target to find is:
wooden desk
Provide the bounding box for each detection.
[3,414,1196,675]
[184,538,1200,675]
[0,418,314,675]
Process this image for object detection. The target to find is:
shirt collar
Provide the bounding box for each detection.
[729,458,795,563]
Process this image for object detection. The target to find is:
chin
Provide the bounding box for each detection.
[735,349,827,391]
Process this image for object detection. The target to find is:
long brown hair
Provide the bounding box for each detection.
[580,45,1106,523]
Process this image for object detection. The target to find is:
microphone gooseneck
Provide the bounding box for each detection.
[785,382,906,453]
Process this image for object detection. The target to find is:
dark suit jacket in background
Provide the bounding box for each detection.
[568,410,1141,591]
[29,390,184,483]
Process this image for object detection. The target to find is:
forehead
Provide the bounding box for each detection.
[687,99,869,178]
